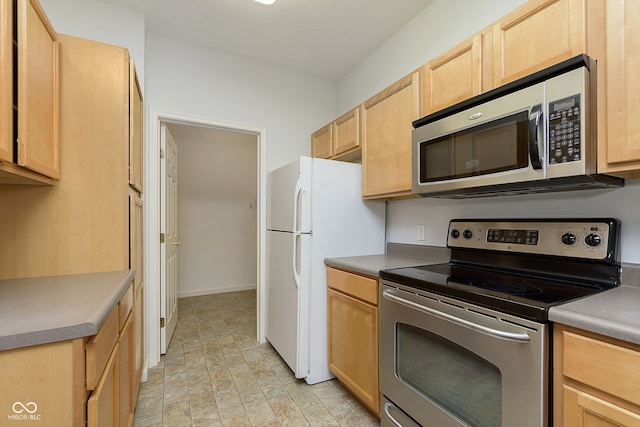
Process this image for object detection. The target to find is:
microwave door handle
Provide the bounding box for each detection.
[528,104,544,169]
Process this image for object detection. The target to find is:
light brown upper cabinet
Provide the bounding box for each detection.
[420,34,482,115]
[362,71,420,199]
[492,0,585,87]
[333,107,360,158]
[311,122,333,159]
[0,0,59,184]
[311,107,361,161]
[596,0,640,177]
[0,34,143,279]
[129,62,144,192]
[0,0,11,164]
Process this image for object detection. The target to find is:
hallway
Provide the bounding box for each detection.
[132,290,380,426]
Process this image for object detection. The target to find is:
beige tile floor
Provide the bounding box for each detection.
[132,290,381,427]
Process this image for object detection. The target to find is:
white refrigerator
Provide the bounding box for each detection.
[266,155,386,384]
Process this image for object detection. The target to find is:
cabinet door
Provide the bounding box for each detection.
[327,288,379,415]
[133,283,144,404]
[119,313,134,427]
[16,0,59,178]
[87,344,119,427]
[311,123,332,159]
[492,0,584,86]
[362,71,420,199]
[129,192,144,407]
[129,61,143,192]
[0,0,11,163]
[333,107,360,157]
[0,340,84,426]
[129,192,144,289]
[562,385,640,427]
[597,0,640,175]
[421,34,482,115]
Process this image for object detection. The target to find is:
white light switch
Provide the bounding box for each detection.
[417,224,426,241]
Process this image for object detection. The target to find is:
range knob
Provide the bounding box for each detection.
[561,232,577,245]
[463,229,473,239]
[450,229,460,239]
[585,233,602,247]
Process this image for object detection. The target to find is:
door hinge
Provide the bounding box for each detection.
[160,317,165,328]
[160,232,165,243]
[160,149,165,159]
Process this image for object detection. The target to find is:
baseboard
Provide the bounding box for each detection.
[141,359,148,382]
[177,284,257,298]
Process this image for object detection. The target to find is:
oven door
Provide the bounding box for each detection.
[379,282,548,427]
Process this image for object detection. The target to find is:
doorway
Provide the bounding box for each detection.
[147,110,267,369]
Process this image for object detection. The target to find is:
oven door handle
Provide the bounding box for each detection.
[383,290,531,343]
[383,401,410,427]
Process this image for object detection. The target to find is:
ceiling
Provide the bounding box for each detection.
[97,0,435,81]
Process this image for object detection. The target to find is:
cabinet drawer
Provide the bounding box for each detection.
[87,343,118,427]
[326,267,378,305]
[563,330,640,406]
[118,282,133,329]
[86,305,118,390]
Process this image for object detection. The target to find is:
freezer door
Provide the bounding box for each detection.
[267,156,312,233]
[265,230,310,379]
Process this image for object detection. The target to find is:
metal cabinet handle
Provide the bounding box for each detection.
[170,241,182,246]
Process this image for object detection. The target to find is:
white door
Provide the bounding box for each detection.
[161,124,179,353]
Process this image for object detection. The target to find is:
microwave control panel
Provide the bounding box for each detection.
[548,94,581,164]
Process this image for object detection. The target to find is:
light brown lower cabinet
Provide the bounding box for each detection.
[86,281,137,427]
[87,343,119,426]
[0,280,139,426]
[118,312,134,427]
[553,324,640,426]
[327,267,380,416]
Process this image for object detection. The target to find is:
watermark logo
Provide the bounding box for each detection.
[8,401,41,421]
[12,402,37,414]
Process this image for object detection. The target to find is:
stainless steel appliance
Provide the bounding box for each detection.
[379,218,621,427]
[411,55,624,198]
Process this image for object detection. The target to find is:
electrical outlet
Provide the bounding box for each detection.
[417,224,426,241]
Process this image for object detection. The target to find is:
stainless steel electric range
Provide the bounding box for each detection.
[378,218,621,427]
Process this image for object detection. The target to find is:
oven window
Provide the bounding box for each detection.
[396,323,502,426]
[419,111,529,183]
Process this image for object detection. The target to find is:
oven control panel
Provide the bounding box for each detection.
[447,219,618,260]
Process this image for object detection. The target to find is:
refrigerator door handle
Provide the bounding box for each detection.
[292,175,303,233]
[292,233,301,288]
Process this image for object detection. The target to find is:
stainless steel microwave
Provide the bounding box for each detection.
[412,55,623,198]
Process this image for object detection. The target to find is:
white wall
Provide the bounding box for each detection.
[169,125,258,297]
[335,0,640,264]
[146,33,336,173]
[386,183,640,262]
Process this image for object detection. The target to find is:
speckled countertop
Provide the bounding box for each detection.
[324,243,451,277]
[548,264,640,344]
[0,270,135,351]
[325,243,640,345]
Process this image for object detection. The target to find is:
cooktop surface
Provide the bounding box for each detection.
[380,262,613,322]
